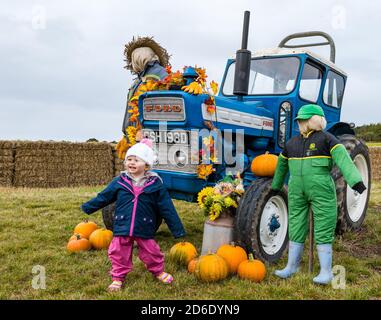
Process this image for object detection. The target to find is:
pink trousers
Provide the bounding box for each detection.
[108,236,164,281]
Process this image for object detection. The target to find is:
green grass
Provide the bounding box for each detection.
[0,183,380,300]
[367,142,381,147]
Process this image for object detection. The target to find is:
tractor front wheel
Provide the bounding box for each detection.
[234,177,289,263]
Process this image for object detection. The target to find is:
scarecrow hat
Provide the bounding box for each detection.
[123,36,170,71]
[295,104,325,120]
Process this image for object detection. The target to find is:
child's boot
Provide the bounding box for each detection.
[108,280,124,292]
[156,272,174,284]
[274,241,304,279]
[313,244,333,285]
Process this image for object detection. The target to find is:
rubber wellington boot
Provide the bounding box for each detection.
[313,244,333,285]
[274,241,304,279]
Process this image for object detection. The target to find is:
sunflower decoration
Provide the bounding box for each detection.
[197,187,215,209]
[197,174,244,221]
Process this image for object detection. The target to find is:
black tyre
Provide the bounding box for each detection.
[233,177,289,264]
[331,134,371,234]
[101,202,163,232]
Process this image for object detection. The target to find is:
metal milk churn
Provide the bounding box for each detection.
[201,210,234,255]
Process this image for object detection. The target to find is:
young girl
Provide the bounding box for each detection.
[271,104,366,285]
[81,138,186,291]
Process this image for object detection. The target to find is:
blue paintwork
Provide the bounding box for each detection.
[138,55,348,202]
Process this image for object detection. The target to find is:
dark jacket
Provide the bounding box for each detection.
[127,60,168,101]
[81,172,186,239]
[272,130,363,191]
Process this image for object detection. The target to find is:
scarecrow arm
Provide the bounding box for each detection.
[330,144,363,188]
[271,152,289,191]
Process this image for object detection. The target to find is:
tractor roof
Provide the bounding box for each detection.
[235,47,347,77]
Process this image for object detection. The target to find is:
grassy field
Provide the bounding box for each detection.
[367,142,381,147]
[0,182,380,300]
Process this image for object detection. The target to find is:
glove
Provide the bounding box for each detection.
[352,182,366,194]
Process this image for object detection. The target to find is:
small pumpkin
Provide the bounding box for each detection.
[69,233,85,242]
[73,220,98,239]
[187,258,199,273]
[237,253,266,282]
[67,234,91,252]
[194,253,229,282]
[251,152,278,177]
[168,242,197,266]
[216,243,247,274]
[89,228,113,249]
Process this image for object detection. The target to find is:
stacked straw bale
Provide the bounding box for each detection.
[369,147,381,181]
[13,141,114,188]
[111,143,125,177]
[0,141,15,187]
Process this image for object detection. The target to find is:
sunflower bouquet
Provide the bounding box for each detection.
[197,174,245,221]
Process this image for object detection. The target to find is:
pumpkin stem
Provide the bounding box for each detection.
[248,253,254,261]
[230,241,235,247]
[75,234,81,240]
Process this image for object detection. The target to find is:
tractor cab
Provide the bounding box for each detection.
[219,31,349,155]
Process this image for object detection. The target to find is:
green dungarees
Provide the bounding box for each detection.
[272,130,363,244]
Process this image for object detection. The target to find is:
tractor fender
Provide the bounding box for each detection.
[327,122,355,137]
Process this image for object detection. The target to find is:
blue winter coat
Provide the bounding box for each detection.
[81,173,186,239]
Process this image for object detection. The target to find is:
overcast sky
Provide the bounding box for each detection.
[0,0,380,142]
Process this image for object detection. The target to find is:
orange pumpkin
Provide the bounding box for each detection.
[187,258,199,273]
[89,228,113,249]
[194,253,229,282]
[69,233,85,241]
[168,242,197,266]
[251,152,278,177]
[67,234,91,252]
[237,253,266,282]
[73,220,98,239]
[216,243,247,274]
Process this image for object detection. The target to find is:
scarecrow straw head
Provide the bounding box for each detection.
[123,36,170,72]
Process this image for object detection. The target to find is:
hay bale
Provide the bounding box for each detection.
[111,143,125,176]
[14,141,114,188]
[0,141,15,186]
[369,147,381,181]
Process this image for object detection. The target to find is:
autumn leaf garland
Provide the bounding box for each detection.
[115,65,220,180]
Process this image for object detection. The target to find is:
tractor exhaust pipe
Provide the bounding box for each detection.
[233,11,252,100]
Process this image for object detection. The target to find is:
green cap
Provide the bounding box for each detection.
[295,104,325,120]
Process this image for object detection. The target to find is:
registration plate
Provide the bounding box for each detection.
[142,130,189,144]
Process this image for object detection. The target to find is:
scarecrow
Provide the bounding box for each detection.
[271,104,366,284]
[116,36,170,158]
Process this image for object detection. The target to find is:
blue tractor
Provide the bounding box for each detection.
[104,11,371,263]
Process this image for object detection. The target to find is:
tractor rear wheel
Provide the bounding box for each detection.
[332,134,371,234]
[102,203,115,231]
[233,177,288,263]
